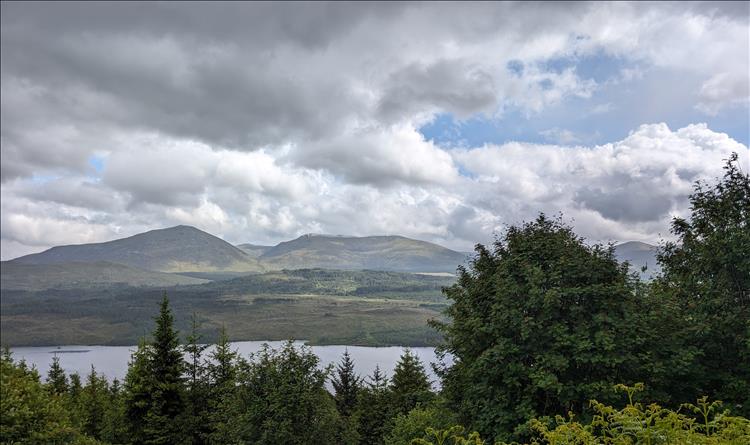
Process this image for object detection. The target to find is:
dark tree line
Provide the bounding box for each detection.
[1,154,748,444]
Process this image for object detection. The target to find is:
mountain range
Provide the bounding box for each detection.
[1,225,659,291]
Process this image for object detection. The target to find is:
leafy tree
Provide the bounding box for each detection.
[356,365,393,445]
[656,152,750,414]
[434,215,643,441]
[46,355,69,396]
[332,349,362,418]
[385,402,456,445]
[390,349,433,416]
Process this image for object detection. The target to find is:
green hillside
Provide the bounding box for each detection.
[258,234,468,273]
[10,225,263,273]
[0,261,208,291]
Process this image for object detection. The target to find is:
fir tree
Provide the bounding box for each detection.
[356,365,393,445]
[332,349,362,418]
[143,292,186,445]
[184,313,209,445]
[390,349,433,416]
[46,355,68,396]
[123,339,152,445]
[81,365,109,439]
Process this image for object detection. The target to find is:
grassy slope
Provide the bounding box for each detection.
[1,261,208,291]
[0,269,455,347]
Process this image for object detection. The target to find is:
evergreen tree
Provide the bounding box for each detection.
[356,365,393,445]
[143,292,186,445]
[183,314,209,445]
[214,341,340,444]
[123,339,152,445]
[390,349,432,416]
[332,349,362,418]
[0,349,98,444]
[102,378,129,445]
[68,372,84,428]
[205,325,240,445]
[81,365,109,440]
[46,355,69,396]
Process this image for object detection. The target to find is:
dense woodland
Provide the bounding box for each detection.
[1,155,749,444]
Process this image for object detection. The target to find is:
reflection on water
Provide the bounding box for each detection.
[11,341,449,390]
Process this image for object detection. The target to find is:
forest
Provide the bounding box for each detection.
[1,154,748,444]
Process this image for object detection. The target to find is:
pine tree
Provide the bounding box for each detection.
[205,325,239,445]
[332,350,362,418]
[390,349,432,416]
[184,313,209,445]
[46,355,68,395]
[81,365,109,439]
[356,365,393,445]
[143,292,186,445]
[207,325,238,389]
[124,339,152,445]
[68,372,84,428]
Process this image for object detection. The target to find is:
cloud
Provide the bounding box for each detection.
[455,124,747,231]
[1,3,748,259]
[696,72,750,115]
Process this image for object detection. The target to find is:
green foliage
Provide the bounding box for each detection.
[0,348,100,445]
[81,366,110,440]
[46,355,68,396]
[655,153,750,414]
[416,386,750,445]
[435,215,642,441]
[356,365,394,445]
[386,402,457,445]
[332,350,362,418]
[212,341,342,444]
[390,349,434,416]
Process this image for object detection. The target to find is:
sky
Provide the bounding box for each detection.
[1,2,749,260]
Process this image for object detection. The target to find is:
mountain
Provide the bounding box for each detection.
[9,225,263,273]
[1,261,208,291]
[236,243,273,258]
[257,234,468,273]
[614,241,661,279]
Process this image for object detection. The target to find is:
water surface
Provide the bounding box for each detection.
[11,341,447,389]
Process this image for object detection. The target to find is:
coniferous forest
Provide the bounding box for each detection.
[1,155,748,444]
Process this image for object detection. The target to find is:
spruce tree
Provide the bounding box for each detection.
[123,339,152,445]
[184,313,209,445]
[144,292,186,445]
[332,350,362,418]
[390,349,432,416]
[81,365,109,439]
[205,325,239,445]
[46,355,68,395]
[356,365,393,445]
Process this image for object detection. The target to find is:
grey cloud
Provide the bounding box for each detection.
[377,60,498,121]
[574,185,675,223]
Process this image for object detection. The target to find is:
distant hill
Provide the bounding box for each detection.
[9,225,263,273]
[236,243,272,258]
[614,241,660,279]
[0,261,208,291]
[257,234,469,273]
